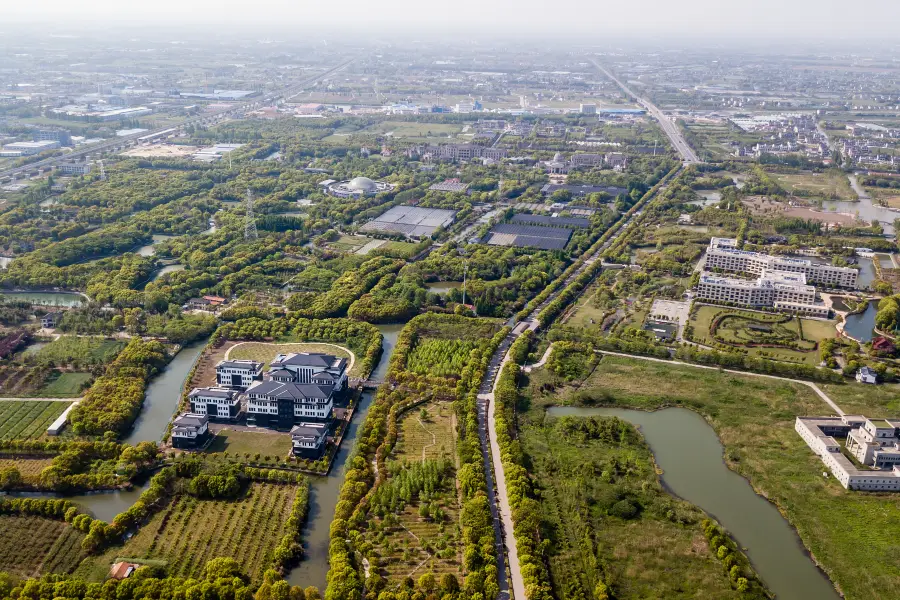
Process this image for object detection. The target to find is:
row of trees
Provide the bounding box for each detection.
[69,338,170,436]
[492,332,554,600]
[287,257,403,319]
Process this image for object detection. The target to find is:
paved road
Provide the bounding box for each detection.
[0,59,354,180]
[591,60,700,164]
[474,169,679,599]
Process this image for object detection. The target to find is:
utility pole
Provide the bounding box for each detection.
[244,188,258,241]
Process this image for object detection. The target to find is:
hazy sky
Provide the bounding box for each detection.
[6,0,900,42]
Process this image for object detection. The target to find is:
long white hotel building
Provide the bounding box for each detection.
[696,270,829,317]
[704,237,858,289]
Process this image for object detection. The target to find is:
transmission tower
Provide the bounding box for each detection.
[244,188,258,241]
[98,160,106,181]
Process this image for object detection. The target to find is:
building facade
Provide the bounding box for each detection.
[215,359,263,390]
[705,238,858,288]
[695,270,829,317]
[171,413,210,449]
[290,423,328,458]
[188,387,241,420]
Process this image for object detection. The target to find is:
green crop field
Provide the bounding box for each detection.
[362,121,463,139]
[770,171,855,201]
[76,482,298,582]
[38,372,93,397]
[32,337,126,367]
[0,516,85,577]
[0,401,70,440]
[527,352,900,600]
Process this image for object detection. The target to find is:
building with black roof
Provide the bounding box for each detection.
[290,423,329,458]
[215,359,263,390]
[171,413,210,449]
[540,183,628,198]
[188,387,242,421]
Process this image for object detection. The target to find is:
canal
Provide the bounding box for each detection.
[0,291,85,307]
[546,406,841,600]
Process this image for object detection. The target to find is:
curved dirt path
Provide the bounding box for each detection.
[225,341,356,376]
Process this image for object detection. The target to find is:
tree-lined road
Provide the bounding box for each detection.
[591,60,700,164]
[475,169,680,599]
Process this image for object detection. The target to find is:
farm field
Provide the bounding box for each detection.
[0,366,91,398]
[204,428,293,458]
[39,372,93,397]
[770,171,855,201]
[688,305,837,365]
[227,342,359,377]
[0,515,85,577]
[327,235,373,253]
[0,457,55,483]
[684,122,763,161]
[527,353,900,600]
[76,482,299,582]
[0,400,70,440]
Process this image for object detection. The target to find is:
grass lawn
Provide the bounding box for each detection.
[689,305,837,365]
[33,337,126,367]
[75,482,298,583]
[204,428,292,458]
[392,401,456,463]
[227,341,359,377]
[527,353,900,600]
[0,400,70,440]
[329,235,372,252]
[362,121,463,139]
[565,288,615,332]
[819,381,900,415]
[36,372,93,397]
[378,240,421,254]
[771,171,855,201]
[0,515,85,577]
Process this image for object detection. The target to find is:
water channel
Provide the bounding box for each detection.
[135,235,175,258]
[546,406,840,600]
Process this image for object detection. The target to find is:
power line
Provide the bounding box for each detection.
[244,188,258,241]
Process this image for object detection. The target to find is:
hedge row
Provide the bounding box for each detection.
[271,477,311,573]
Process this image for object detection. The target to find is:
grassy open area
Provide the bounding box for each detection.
[689,305,837,365]
[75,482,298,583]
[819,381,900,414]
[771,170,855,201]
[0,516,85,577]
[204,428,292,458]
[361,121,463,140]
[392,401,456,463]
[38,372,93,397]
[0,400,70,440]
[518,409,747,599]
[527,353,900,600]
[328,235,373,253]
[227,341,358,377]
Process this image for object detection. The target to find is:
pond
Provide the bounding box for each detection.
[4,483,151,523]
[857,257,876,289]
[688,190,721,207]
[149,264,185,282]
[0,291,85,307]
[286,322,404,589]
[425,281,464,295]
[123,339,208,445]
[843,301,878,343]
[545,406,840,600]
[135,234,175,257]
[819,196,897,235]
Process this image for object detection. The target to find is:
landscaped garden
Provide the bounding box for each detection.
[227,342,358,376]
[687,305,837,365]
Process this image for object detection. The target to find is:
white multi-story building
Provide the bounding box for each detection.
[171,413,210,449]
[188,387,241,420]
[269,352,348,391]
[290,423,328,458]
[695,270,829,317]
[705,238,858,289]
[3,140,60,155]
[215,359,263,390]
[796,416,900,491]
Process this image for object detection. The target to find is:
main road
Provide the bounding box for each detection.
[590,59,700,164]
[0,59,355,180]
[476,168,680,599]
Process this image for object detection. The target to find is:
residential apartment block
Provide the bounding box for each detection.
[704,238,858,288]
[796,416,900,491]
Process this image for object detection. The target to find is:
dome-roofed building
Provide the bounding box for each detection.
[326,176,394,198]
